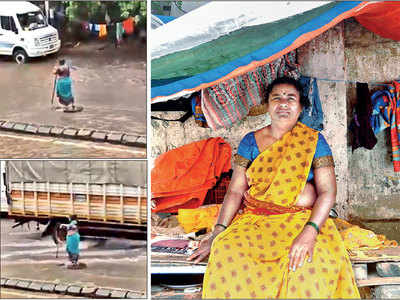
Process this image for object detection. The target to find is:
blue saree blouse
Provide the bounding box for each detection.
[235,131,334,182]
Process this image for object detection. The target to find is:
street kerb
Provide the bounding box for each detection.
[0,277,146,298]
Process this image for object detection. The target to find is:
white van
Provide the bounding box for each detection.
[0,1,61,64]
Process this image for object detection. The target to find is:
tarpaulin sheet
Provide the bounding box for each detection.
[7,161,147,187]
[151,1,400,103]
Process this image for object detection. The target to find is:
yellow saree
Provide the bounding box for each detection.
[202,123,360,299]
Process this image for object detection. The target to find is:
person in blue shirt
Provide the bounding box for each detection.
[62,216,80,267]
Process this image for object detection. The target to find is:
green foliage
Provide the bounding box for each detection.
[65,1,146,27]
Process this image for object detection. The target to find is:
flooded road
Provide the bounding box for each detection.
[0,38,146,135]
[0,218,147,295]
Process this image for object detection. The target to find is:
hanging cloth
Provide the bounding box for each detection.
[116,22,124,43]
[191,93,208,128]
[99,24,107,38]
[201,51,300,130]
[349,82,377,151]
[370,81,400,172]
[298,76,324,131]
[122,17,134,34]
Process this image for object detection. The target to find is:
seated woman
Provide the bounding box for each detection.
[189,77,360,299]
[53,59,74,109]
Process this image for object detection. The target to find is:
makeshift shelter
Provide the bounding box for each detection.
[151,1,400,103]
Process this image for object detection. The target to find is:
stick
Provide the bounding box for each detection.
[56,243,59,258]
[51,75,57,107]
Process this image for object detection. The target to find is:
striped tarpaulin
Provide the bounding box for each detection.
[151,1,400,103]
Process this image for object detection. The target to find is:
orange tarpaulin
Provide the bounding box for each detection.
[355,1,400,42]
[152,137,232,213]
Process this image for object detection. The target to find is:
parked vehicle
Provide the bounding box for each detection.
[0,161,8,216]
[0,1,61,64]
[4,161,147,241]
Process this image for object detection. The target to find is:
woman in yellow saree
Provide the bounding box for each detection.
[189,77,360,299]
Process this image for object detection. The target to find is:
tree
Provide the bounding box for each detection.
[65,1,146,28]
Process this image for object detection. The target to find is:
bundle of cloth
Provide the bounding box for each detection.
[151,137,231,213]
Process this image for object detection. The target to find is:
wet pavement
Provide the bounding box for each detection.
[1,287,82,298]
[0,38,146,136]
[0,132,145,158]
[0,218,147,295]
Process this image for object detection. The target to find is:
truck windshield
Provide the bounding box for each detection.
[17,11,47,31]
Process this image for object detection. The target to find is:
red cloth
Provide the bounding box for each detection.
[152,137,231,213]
[122,17,134,35]
[355,2,400,41]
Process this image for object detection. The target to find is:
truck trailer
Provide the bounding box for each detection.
[3,160,147,241]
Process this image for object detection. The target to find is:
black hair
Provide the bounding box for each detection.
[265,76,310,109]
[59,59,65,65]
[69,214,78,221]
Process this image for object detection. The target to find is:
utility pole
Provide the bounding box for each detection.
[44,1,50,21]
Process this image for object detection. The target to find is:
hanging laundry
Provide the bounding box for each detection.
[122,17,134,34]
[370,81,400,172]
[191,93,207,128]
[201,51,300,130]
[151,137,232,213]
[99,24,107,38]
[116,22,124,43]
[349,83,377,151]
[298,76,324,131]
[94,24,100,32]
[82,22,89,31]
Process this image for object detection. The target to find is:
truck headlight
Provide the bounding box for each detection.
[34,38,40,47]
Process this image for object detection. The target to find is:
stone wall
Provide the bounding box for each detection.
[344,19,400,240]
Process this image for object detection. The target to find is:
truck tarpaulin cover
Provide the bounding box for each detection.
[151,1,400,103]
[7,161,147,187]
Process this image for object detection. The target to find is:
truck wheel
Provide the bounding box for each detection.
[13,49,28,64]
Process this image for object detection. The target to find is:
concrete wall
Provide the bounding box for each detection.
[151,18,400,239]
[344,19,400,240]
[297,22,348,217]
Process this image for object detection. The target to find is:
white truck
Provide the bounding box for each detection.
[0,1,61,64]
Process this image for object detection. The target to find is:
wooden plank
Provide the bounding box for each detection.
[357,275,400,287]
[103,184,107,222]
[350,247,400,263]
[86,183,90,221]
[33,182,38,217]
[21,182,25,215]
[120,184,124,224]
[47,182,52,216]
[137,186,141,225]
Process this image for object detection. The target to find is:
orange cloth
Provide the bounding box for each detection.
[355,2,400,41]
[122,17,134,34]
[99,24,107,38]
[152,137,231,213]
[177,204,222,233]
